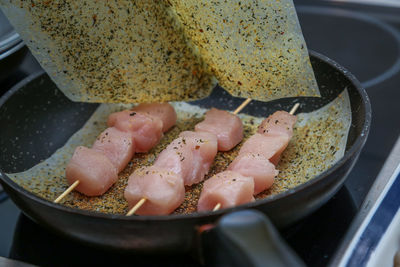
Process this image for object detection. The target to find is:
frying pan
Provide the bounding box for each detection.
[0,51,370,265]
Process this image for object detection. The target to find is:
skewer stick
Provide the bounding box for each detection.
[54,180,80,203]
[233,98,252,115]
[126,98,255,216]
[212,102,300,212]
[126,198,147,216]
[289,103,300,115]
[213,203,221,211]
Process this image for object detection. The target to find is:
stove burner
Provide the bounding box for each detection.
[297,6,400,88]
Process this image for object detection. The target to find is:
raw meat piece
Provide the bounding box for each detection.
[154,137,194,181]
[65,146,118,196]
[107,111,163,152]
[179,131,218,185]
[239,133,289,165]
[258,111,297,139]
[132,103,177,132]
[124,166,185,215]
[195,108,243,151]
[197,171,254,211]
[92,127,135,172]
[228,153,278,194]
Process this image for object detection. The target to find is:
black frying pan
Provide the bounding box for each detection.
[0,51,371,265]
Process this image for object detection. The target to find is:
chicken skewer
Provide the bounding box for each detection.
[127,102,299,215]
[56,97,294,213]
[126,99,252,216]
[208,103,299,212]
[54,103,177,203]
[56,98,247,206]
[125,103,245,215]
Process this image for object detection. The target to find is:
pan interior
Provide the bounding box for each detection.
[0,54,357,215]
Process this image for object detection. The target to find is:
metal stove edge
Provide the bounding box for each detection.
[331,135,400,266]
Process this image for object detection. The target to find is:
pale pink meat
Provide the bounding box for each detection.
[124,166,185,215]
[154,137,194,180]
[132,103,177,132]
[195,108,243,151]
[258,111,297,139]
[65,146,118,196]
[179,131,218,185]
[107,109,131,128]
[228,153,278,194]
[197,171,255,212]
[107,111,163,153]
[239,133,289,165]
[92,127,135,172]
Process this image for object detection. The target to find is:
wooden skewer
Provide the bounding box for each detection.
[289,103,300,115]
[126,198,147,216]
[233,98,252,115]
[213,203,221,211]
[127,198,147,215]
[212,102,300,212]
[234,99,299,116]
[54,180,80,203]
[126,98,254,216]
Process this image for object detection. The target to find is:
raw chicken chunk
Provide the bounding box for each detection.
[179,131,218,185]
[124,166,185,215]
[258,111,297,139]
[195,108,243,151]
[239,133,289,165]
[132,103,177,132]
[65,146,118,196]
[107,111,163,153]
[228,153,278,194]
[197,171,255,212]
[92,127,135,172]
[154,137,194,181]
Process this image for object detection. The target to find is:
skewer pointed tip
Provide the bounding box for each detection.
[126,198,147,216]
[289,103,300,115]
[54,180,80,203]
[233,98,252,115]
[213,203,221,211]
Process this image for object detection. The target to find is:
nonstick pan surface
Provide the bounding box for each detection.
[0,51,371,252]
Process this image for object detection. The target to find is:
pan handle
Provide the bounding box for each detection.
[200,210,306,267]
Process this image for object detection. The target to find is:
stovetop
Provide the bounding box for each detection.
[1,1,399,266]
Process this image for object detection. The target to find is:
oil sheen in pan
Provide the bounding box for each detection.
[6,92,351,214]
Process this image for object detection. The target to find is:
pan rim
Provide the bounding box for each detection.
[0,50,372,222]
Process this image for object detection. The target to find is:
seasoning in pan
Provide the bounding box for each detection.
[7,91,351,215]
